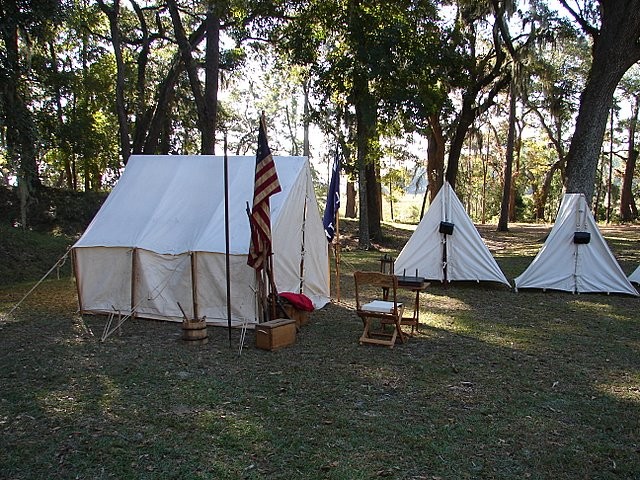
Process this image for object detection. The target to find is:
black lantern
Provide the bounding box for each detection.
[573,231,591,244]
[439,221,455,235]
[379,254,394,275]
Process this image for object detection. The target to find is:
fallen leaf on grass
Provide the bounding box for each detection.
[320,461,339,471]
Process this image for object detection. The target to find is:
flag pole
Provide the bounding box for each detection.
[335,209,341,302]
[224,134,232,346]
[247,112,282,322]
[322,148,342,303]
[246,202,266,322]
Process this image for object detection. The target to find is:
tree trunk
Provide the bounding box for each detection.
[529,107,567,220]
[167,0,209,153]
[303,80,310,157]
[445,94,475,190]
[145,27,203,152]
[606,109,614,223]
[565,75,618,202]
[142,23,206,154]
[1,4,41,227]
[357,157,369,250]
[350,0,379,248]
[620,97,639,221]
[593,156,605,219]
[97,0,131,165]
[345,181,357,218]
[354,70,373,249]
[366,162,382,240]
[445,17,510,191]
[508,121,522,222]
[563,0,640,201]
[497,83,516,232]
[426,113,445,205]
[534,160,562,221]
[482,134,489,224]
[202,7,219,154]
[284,105,299,155]
[48,42,74,190]
[130,0,151,154]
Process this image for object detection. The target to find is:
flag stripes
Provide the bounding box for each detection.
[248,115,281,271]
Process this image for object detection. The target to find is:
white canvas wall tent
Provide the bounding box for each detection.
[394,181,510,286]
[514,193,638,296]
[72,155,330,327]
[627,265,640,285]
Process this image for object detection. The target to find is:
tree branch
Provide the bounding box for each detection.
[557,0,599,37]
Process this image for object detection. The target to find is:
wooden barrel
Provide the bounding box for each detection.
[181,320,208,345]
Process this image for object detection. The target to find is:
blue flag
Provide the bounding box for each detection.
[322,154,341,242]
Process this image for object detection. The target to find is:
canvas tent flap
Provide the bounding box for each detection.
[514,193,638,296]
[394,182,510,286]
[73,155,330,325]
[394,199,446,281]
[630,265,640,285]
[271,161,329,306]
[74,247,132,314]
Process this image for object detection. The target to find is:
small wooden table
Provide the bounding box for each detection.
[395,275,430,334]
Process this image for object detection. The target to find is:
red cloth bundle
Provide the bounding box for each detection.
[278,292,314,312]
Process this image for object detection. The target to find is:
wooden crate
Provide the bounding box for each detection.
[282,303,310,327]
[255,318,297,351]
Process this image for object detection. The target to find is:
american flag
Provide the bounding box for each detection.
[247,114,281,270]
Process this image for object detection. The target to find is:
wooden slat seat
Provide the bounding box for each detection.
[354,271,406,348]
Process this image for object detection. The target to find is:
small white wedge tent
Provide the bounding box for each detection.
[628,265,640,285]
[514,193,638,296]
[72,155,330,326]
[394,182,510,286]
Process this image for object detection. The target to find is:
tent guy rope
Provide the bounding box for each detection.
[5,247,73,318]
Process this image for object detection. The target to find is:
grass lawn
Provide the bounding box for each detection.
[1,220,639,479]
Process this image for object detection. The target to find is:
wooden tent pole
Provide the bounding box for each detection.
[130,248,138,318]
[224,136,232,344]
[442,184,448,284]
[190,251,199,321]
[327,243,331,298]
[72,248,84,314]
[335,210,341,302]
[267,254,278,319]
[299,196,307,294]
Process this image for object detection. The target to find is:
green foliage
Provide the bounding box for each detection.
[0,0,636,230]
[0,185,105,236]
[274,0,444,148]
[0,224,73,286]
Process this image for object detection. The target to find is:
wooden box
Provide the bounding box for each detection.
[283,304,310,327]
[255,318,297,351]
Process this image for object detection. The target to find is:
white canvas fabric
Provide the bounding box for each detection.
[630,265,640,285]
[394,182,510,286]
[514,193,638,296]
[73,155,330,326]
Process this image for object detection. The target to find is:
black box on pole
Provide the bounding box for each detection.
[573,231,591,244]
[439,221,455,235]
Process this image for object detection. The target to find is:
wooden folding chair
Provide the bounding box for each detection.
[353,271,406,348]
